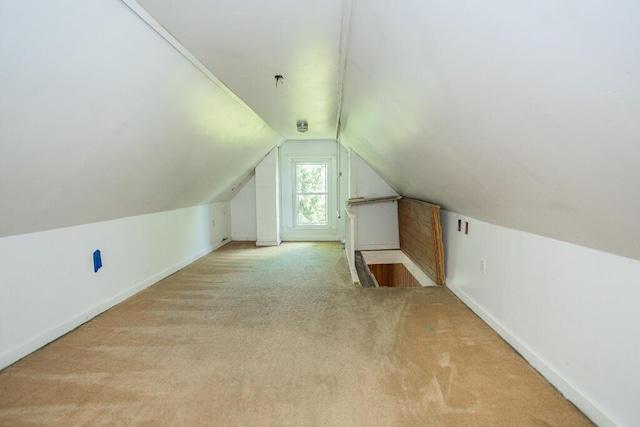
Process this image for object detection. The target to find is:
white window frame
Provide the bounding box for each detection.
[292,158,333,229]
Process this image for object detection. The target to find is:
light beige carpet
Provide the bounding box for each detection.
[0,241,591,426]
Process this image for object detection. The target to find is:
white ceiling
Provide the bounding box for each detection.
[339,0,640,260]
[135,0,346,140]
[0,0,282,237]
[2,0,640,261]
[132,0,640,260]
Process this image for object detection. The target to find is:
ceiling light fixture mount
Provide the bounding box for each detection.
[296,120,308,133]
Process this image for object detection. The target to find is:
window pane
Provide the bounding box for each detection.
[296,163,326,193]
[296,195,327,225]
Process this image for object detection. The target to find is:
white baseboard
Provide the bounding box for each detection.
[355,243,400,251]
[446,280,616,427]
[256,240,281,246]
[211,239,231,252]
[231,236,257,241]
[0,243,222,370]
[280,237,341,242]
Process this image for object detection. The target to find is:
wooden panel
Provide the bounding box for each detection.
[367,263,421,288]
[392,263,421,288]
[398,198,446,285]
[368,264,392,287]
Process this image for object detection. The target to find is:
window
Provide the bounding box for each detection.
[294,161,329,226]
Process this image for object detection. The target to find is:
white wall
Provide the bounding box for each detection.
[0,1,280,238]
[279,141,348,241]
[442,210,640,427]
[256,148,281,246]
[0,203,230,370]
[349,151,399,250]
[341,1,640,262]
[231,175,257,241]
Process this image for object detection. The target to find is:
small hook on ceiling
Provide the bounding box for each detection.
[274,75,283,87]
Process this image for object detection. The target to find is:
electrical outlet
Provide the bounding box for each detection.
[480,258,486,274]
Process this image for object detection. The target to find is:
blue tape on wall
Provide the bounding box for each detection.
[93,249,102,273]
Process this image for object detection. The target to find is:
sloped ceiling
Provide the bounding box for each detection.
[340,1,640,260]
[0,1,282,237]
[135,0,345,140]
[2,1,640,261]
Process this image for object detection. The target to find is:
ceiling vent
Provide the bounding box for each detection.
[296,120,308,133]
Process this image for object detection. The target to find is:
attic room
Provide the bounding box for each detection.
[1,0,639,425]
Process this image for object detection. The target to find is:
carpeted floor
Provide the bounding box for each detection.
[0,241,591,426]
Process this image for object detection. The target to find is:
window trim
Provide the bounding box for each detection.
[292,158,333,229]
